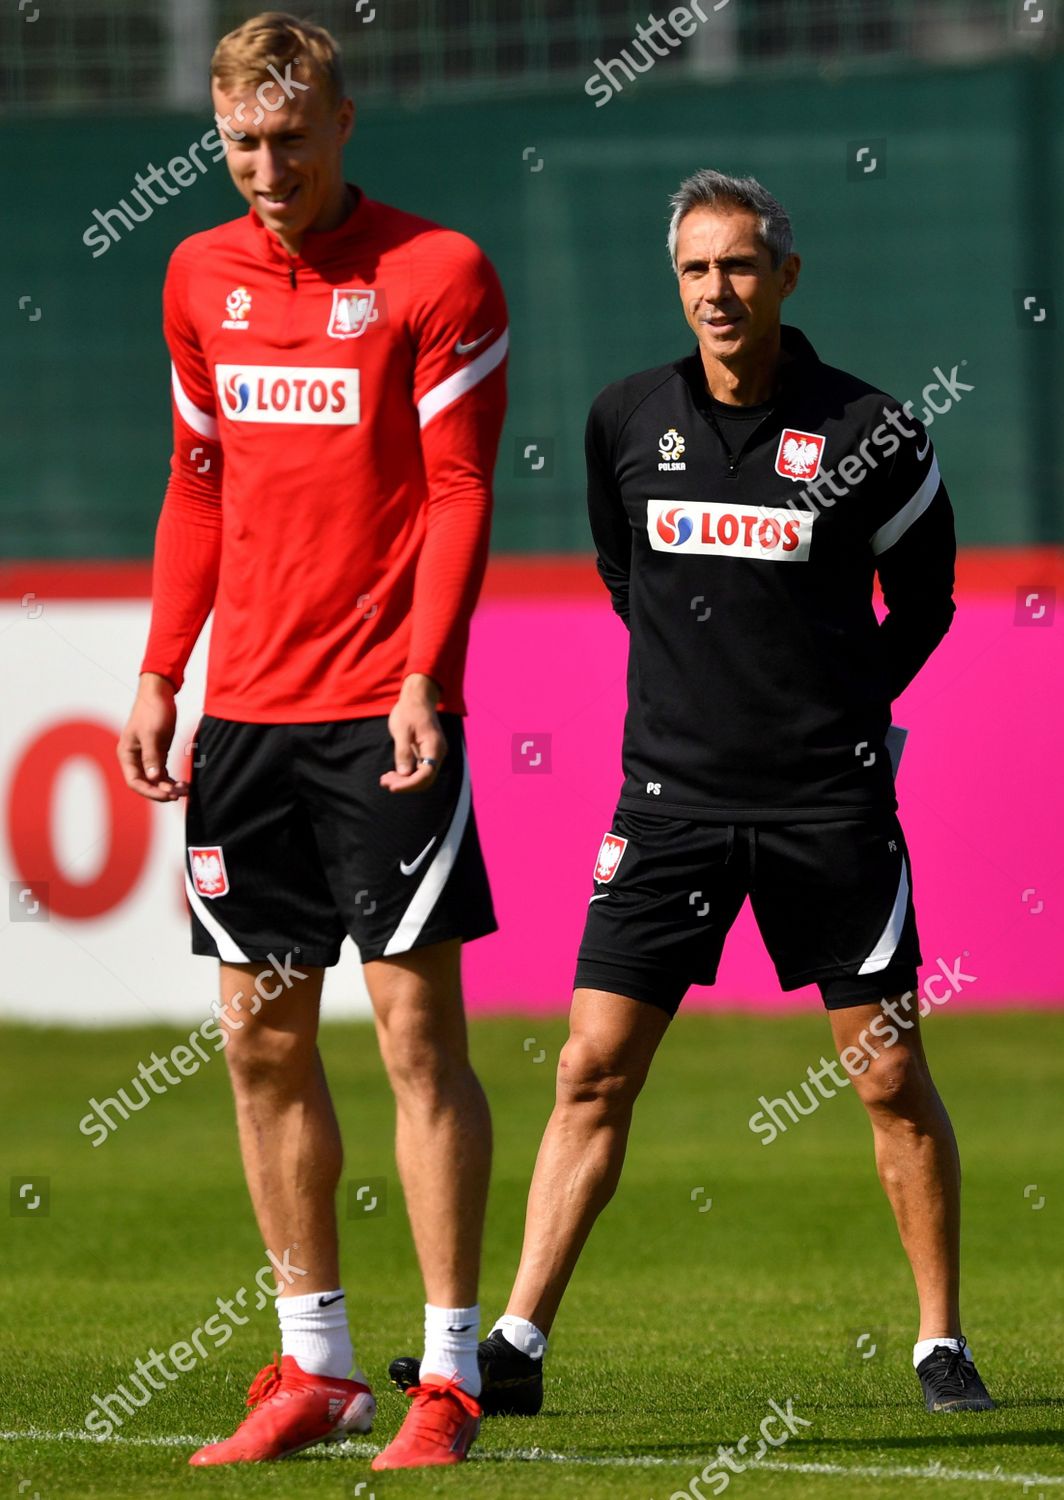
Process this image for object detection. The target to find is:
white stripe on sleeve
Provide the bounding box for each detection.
[171,363,219,441]
[871,455,941,555]
[416,328,509,429]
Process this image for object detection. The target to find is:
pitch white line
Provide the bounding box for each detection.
[748,1460,1064,1486]
[1,1429,203,1448]
[490,1451,1064,1485]
[2,1430,1062,1488]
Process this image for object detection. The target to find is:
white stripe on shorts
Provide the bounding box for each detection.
[382,750,471,957]
[857,858,909,975]
[185,870,249,963]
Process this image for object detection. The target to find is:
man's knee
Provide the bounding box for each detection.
[216,962,321,1084]
[555,1031,643,1113]
[383,1030,462,1098]
[369,946,469,1090]
[852,1046,930,1117]
[223,1019,315,1090]
[375,996,469,1099]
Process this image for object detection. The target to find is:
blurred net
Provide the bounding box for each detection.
[1,0,1050,114]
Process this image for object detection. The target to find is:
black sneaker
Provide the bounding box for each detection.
[916,1339,996,1412]
[388,1329,544,1417]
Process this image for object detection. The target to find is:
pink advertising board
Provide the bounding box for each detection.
[0,554,1059,1022]
[461,554,1063,1012]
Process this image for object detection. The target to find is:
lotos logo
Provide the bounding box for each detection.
[775,428,826,482]
[223,373,251,413]
[655,506,693,547]
[647,500,814,562]
[215,365,360,425]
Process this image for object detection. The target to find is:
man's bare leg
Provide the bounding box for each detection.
[504,988,670,1335]
[219,962,343,1295]
[365,939,491,1309]
[187,961,375,1467]
[828,993,961,1340]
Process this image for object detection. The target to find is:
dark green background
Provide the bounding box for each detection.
[3,55,1061,557]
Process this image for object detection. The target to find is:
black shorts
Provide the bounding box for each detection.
[184,714,496,967]
[574,807,921,1014]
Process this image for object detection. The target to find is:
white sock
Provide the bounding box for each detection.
[278,1290,357,1379]
[492,1313,548,1360]
[913,1335,972,1370]
[421,1303,481,1396]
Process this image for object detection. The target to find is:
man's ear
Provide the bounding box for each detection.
[780,253,801,301]
[338,97,356,147]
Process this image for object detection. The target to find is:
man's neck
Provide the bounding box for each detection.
[701,331,782,406]
[272,181,355,258]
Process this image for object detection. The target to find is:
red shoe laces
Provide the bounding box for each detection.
[246,1357,283,1410]
[406,1380,480,1423]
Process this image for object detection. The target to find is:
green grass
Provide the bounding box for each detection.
[2,1011,1062,1500]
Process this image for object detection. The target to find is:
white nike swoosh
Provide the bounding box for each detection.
[455,329,495,356]
[399,838,437,877]
[916,437,931,460]
[589,893,609,903]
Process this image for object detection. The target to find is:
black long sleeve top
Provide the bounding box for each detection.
[586,324,957,822]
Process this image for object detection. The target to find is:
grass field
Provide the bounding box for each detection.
[3,1010,1062,1500]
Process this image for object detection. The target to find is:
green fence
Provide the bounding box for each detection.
[3,55,1061,557]
[1,0,1045,113]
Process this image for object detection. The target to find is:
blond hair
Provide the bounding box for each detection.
[211,12,344,108]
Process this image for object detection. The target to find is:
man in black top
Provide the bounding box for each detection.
[392,170,993,1416]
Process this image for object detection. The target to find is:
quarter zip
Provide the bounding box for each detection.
[682,349,787,480]
[700,404,777,479]
[703,407,739,473]
[278,260,299,344]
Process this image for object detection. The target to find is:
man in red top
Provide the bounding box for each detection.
[117,12,507,1471]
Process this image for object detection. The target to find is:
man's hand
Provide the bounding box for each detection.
[117,673,188,801]
[380,673,447,794]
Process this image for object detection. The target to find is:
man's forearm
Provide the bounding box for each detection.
[874,478,956,700]
[140,484,222,693]
[878,601,955,700]
[404,489,490,692]
[595,558,630,628]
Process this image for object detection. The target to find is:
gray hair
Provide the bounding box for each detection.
[667,169,794,270]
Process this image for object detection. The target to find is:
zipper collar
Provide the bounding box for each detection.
[679,324,820,475]
[247,183,371,275]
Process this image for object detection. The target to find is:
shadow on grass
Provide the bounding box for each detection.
[437,1420,1064,1466]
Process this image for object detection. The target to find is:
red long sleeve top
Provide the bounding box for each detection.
[141,186,508,721]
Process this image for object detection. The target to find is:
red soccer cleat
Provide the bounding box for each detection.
[371,1377,481,1470]
[189,1355,375,1465]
